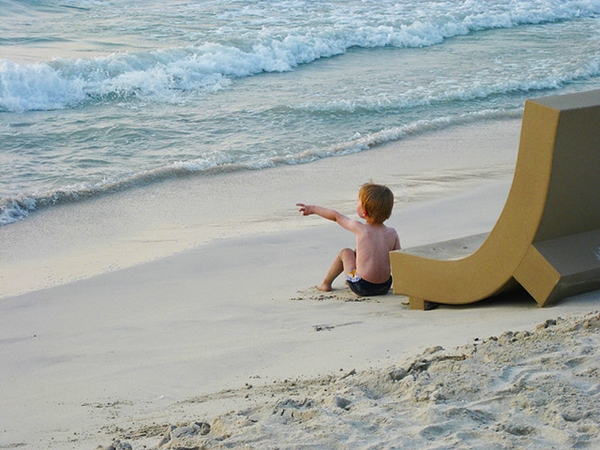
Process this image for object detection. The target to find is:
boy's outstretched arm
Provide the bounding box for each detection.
[296,203,357,230]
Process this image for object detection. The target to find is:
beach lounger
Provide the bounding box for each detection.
[390,89,600,309]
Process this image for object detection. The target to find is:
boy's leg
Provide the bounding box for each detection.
[318,248,356,291]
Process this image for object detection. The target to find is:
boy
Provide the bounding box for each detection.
[297,183,400,296]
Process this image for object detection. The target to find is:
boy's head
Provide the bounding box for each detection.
[358,183,395,224]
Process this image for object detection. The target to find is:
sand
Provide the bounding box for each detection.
[1,119,599,449]
[151,312,600,450]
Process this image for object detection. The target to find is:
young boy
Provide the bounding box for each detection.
[297,183,400,296]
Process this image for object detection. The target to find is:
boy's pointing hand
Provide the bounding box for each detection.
[296,203,312,216]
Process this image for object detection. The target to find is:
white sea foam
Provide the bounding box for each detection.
[1,0,599,112]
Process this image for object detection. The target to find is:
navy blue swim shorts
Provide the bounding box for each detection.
[346,273,392,297]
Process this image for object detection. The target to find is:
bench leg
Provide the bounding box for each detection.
[409,297,439,311]
[409,297,426,310]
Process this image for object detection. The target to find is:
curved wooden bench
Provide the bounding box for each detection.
[390,89,600,309]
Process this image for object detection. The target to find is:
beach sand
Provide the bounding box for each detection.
[1,119,599,449]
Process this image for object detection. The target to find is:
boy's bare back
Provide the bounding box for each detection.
[353,222,400,284]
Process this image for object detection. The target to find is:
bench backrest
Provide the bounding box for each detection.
[531,90,600,242]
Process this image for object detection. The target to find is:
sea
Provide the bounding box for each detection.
[2,0,600,226]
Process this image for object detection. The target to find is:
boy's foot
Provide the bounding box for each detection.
[317,282,333,292]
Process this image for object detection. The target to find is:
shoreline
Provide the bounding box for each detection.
[0,118,521,300]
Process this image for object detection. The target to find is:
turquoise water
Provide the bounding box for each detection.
[1,0,600,224]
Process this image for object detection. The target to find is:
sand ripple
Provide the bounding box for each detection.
[101,312,600,449]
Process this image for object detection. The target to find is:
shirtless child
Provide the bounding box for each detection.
[297,183,401,296]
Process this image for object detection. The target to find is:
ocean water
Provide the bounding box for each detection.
[1,0,600,225]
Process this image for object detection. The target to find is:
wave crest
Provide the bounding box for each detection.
[2,0,599,112]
